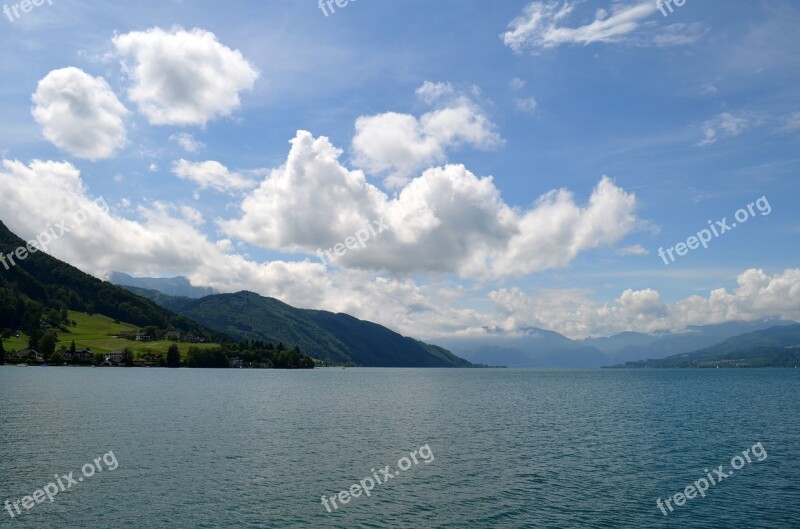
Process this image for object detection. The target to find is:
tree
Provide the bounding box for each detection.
[167,343,180,368]
[0,339,5,364]
[49,351,64,365]
[28,328,42,351]
[39,332,57,357]
[143,326,159,340]
[45,309,61,327]
[122,348,134,367]
[69,340,76,355]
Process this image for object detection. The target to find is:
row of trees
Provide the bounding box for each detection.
[0,340,315,369]
[179,342,315,369]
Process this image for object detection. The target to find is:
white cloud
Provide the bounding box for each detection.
[31,67,128,160]
[170,132,205,153]
[0,158,330,304]
[0,160,793,343]
[0,158,486,339]
[352,82,502,188]
[171,159,258,194]
[113,27,259,126]
[502,1,701,52]
[515,97,538,113]
[698,112,750,146]
[510,77,526,90]
[415,81,455,104]
[180,205,205,226]
[617,244,649,256]
[148,163,159,172]
[221,130,639,280]
[490,268,800,339]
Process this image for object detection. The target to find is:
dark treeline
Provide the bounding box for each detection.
[185,341,315,369]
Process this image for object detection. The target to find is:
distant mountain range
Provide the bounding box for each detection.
[581,320,798,363]
[432,327,605,368]
[608,324,800,368]
[109,272,216,299]
[431,319,798,368]
[120,287,471,368]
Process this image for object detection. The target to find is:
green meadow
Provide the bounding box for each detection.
[3,311,220,360]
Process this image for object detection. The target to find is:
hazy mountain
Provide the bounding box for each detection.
[582,319,798,364]
[431,320,798,368]
[610,324,800,368]
[124,288,471,368]
[431,328,608,368]
[110,272,216,299]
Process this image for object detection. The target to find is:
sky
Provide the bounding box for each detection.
[0,0,798,341]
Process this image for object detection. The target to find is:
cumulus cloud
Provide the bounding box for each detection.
[171,159,258,194]
[502,1,702,52]
[352,82,502,188]
[113,27,259,126]
[0,158,488,339]
[698,112,750,146]
[221,130,639,279]
[0,158,331,303]
[170,132,205,153]
[490,268,800,339]
[31,67,128,160]
[0,160,792,343]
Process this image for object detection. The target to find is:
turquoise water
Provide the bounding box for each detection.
[1,367,798,528]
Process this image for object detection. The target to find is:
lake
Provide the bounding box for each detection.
[1,367,798,528]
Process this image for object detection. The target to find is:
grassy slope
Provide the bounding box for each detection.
[3,311,220,359]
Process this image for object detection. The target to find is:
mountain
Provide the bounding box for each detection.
[109,272,216,299]
[122,288,471,368]
[582,319,798,364]
[0,220,222,340]
[431,328,608,368]
[609,324,800,368]
[430,319,799,368]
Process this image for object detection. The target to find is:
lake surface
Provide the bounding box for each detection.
[1,367,798,528]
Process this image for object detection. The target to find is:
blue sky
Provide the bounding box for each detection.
[0,0,798,339]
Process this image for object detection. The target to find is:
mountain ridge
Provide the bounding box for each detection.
[120,287,471,368]
[607,324,800,368]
